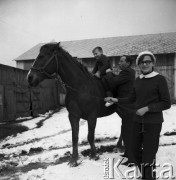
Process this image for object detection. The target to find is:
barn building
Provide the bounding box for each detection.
[14,32,176,102]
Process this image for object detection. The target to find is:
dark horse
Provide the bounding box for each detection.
[27,43,119,166]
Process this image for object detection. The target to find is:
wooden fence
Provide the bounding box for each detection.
[0,64,60,122]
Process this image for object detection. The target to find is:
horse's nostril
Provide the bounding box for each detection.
[28,75,33,83]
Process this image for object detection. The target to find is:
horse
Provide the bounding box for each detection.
[27,42,119,167]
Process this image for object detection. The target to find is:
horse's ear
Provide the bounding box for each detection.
[57,42,60,47]
[54,42,61,51]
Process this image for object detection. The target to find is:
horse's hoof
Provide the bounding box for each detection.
[68,161,78,167]
[68,158,82,167]
[89,154,99,161]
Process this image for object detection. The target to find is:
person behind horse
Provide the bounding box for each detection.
[104,55,135,164]
[105,51,171,179]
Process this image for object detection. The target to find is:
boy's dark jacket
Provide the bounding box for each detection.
[92,54,111,76]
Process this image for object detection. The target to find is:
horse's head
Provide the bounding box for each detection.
[27,42,60,87]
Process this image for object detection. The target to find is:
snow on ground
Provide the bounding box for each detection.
[18,146,176,180]
[0,105,176,180]
[0,108,121,156]
[161,105,176,134]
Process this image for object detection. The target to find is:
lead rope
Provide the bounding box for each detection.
[139,116,146,133]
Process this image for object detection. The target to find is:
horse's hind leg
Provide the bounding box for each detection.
[68,113,80,167]
[87,118,99,160]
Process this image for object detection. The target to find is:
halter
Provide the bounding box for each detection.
[31,50,69,89]
[31,51,59,79]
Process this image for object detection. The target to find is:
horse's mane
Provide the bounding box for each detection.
[40,43,95,80]
[58,45,94,79]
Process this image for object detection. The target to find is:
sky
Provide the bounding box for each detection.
[0,0,176,67]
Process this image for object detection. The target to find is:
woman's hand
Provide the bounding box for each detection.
[104,97,118,103]
[136,106,149,116]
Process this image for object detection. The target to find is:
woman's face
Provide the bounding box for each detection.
[138,55,154,74]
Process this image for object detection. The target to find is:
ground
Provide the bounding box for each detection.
[0,105,176,180]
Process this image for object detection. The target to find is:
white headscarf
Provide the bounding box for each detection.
[136,51,159,79]
[136,51,156,65]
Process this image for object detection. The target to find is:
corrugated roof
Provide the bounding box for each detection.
[14,32,176,61]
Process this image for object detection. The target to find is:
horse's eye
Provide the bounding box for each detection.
[37,54,43,58]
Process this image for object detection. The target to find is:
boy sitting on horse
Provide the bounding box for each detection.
[92,46,111,78]
[92,47,113,97]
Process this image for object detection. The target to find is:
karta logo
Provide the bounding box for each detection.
[103,158,175,179]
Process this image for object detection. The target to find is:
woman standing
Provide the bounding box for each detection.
[105,51,171,180]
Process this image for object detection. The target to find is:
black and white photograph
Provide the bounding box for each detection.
[0,0,176,179]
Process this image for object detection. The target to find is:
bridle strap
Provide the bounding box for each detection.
[31,51,59,79]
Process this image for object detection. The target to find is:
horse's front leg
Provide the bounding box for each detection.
[68,113,80,167]
[87,117,99,160]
